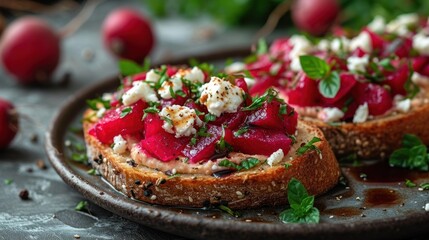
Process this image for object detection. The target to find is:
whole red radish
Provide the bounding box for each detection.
[291,0,340,36]
[0,17,60,85]
[0,98,19,149]
[102,8,154,63]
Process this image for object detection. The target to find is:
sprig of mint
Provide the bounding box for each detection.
[389,134,429,171]
[118,59,150,76]
[296,137,322,156]
[299,55,340,98]
[279,178,320,223]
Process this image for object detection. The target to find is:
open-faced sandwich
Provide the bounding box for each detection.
[83,66,340,209]
[229,13,429,160]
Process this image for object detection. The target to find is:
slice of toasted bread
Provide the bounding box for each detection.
[303,101,429,160]
[83,111,340,209]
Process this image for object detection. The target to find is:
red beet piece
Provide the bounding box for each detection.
[182,125,233,163]
[353,82,393,116]
[249,75,281,96]
[140,131,189,162]
[321,73,357,105]
[412,56,429,73]
[92,100,147,144]
[232,127,292,155]
[364,28,385,53]
[210,111,247,130]
[385,63,409,96]
[286,73,321,107]
[143,113,164,138]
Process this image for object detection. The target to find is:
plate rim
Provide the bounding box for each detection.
[45,52,429,240]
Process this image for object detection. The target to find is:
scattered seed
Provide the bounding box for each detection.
[19,189,29,200]
[36,160,47,170]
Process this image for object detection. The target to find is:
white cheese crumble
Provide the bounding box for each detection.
[244,77,256,88]
[113,135,127,154]
[411,72,429,86]
[159,105,203,138]
[367,16,386,33]
[331,37,350,54]
[267,149,284,167]
[288,35,313,72]
[290,57,302,72]
[425,203,429,212]
[199,77,244,117]
[349,31,372,53]
[347,55,370,73]
[394,96,411,113]
[353,103,369,123]
[158,76,183,99]
[413,32,429,55]
[146,69,161,82]
[317,107,345,122]
[386,13,419,36]
[225,62,246,74]
[317,39,330,51]
[122,81,159,106]
[175,66,205,83]
[96,107,106,118]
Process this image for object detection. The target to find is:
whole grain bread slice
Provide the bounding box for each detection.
[83,112,340,209]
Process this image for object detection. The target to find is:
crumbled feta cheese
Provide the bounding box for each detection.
[244,77,256,88]
[317,107,344,122]
[96,107,106,118]
[199,77,244,117]
[367,16,386,33]
[317,39,330,51]
[411,72,429,86]
[158,76,183,99]
[122,81,159,106]
[267,149,284,167]
[330,37,350,54]
[289,35,313,59]
[394,96,411,113]
[159,105,203,138]
[146,69,161,82]
[353,103,369,123]
[386,13,419,36]
[270,63,282,75]
[101,93,113,102]
[290,57,302,72]
[225,62,246,74]
[176,66,205,83]
[350,31,372,53]
[425,203,429,212]
[347,55,370,73]
[113,135,127,154]
[413,32,429,55]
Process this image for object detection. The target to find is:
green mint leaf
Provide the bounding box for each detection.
[287,178,309,206]
[319,71,340,98]
[75,201,89,212]
[420,182,429,190]
[389,134,429,171]
[240,157,260,170]
[120,107,132,118]
[402,134,423,148]
[218,159,240,170]
[119,59,146,76]
[405,179,417,188]
[87,169,97,175]
[299,55,330,79]
[296,137,322,156]
[234,126,249,137]
[218,204,241,218]
[256,38,268,55]
[4,179,13,185]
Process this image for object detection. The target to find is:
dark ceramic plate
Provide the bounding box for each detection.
[46,51,429,240]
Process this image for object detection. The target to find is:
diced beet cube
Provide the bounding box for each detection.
[210,111,247,130]
[92,100,147,144]
[247,54,274,78]
[383,37,412,58]
[353,82,393,116]
[363,28,385,53]
[413,56,429,73]
[166,65,179,77]
[143,113,164,138]
[132,72,147,81]
[269,38,293,61]
[140,131,189,162]
[182,125,232,163]
[249,75,281,96]
[321,73,357,105]
[235,78,252,106]
[232,127,291,156]
[385,64,409,96]
[286,73,321,107]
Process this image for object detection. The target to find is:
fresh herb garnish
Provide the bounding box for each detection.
[169,86,176,98]
[218,158,260,171]
[120,107,132,118]
[389,134,429,171]
[234,126,249,137]
[218,204,241,218]
[279,104,288,115]
[299,55,340,98]
[176,89,187,97]
[161,116,173,126]
[197,125,211,137]
[241,88,283,111]
[86,97,111,111]
[279,178,320,223]
[284,163,292,169]
[296,137,322,156]
[216,126,233,152]
[4,179,13,185]
[75,201,89,212]
[204,113,217,122]
[66,138,88,165]
[87,169,97,175]
[256,38,268,55]
[119,59,147,76]
[420,182,429,190]
[189,59,215,76]
[405,179,417,188]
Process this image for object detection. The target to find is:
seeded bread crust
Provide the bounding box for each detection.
[83,111,340,209]
[303,102,429,160]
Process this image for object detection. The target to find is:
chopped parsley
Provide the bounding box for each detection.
[75,201,89,212]
[279,178,320,223]
[284,163,292,169]
[86,97,111,111]
[204,113,217,122]
[87,169,97,175]
[389,134,429,171]
[216,126,233,152]
[4,179,13,185]
[234,126,249,137]
[120,107,132,118]
[255,38,268,55]
[420,182,429,190]
[279,104,288,115]
[241,88,283,111]
[218,158,260,171]
[161,116,173,126]
[296,137,322,156]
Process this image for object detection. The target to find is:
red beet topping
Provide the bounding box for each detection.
[89,67,298,163]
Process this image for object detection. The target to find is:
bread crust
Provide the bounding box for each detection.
[83,112,340,209]
[304,102,429,160]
